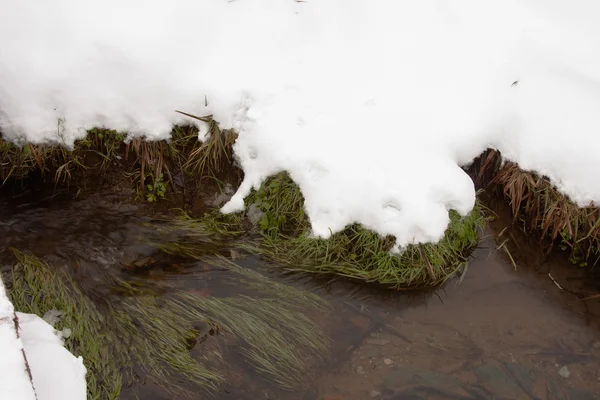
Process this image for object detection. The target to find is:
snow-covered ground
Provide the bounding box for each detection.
[0,278,87,400]
[1,0,599,249]
[0,281,37,399]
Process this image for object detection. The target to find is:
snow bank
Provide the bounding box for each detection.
[1,0,600,248]
[0,278,87,400]
[0,281,37,400]
[17,312,87,400]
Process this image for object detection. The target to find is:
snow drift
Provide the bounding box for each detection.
[1,0,600,249]
[0,279,87,400]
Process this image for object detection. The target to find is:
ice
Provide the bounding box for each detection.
[1,0,600,248]
[0,278,87,400]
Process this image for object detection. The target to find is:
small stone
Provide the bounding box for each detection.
[366,339,390,346]
[42,309,64,327]
[558,365,570,379]
[246,203,265,225]
[61,328,72,339]
[224,183,235,195]
[383,358,393,365]
[356,366,365,375]
[211,192,232,207]
[370,389,381,397]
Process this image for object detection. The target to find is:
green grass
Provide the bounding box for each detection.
[156,173,486,289]
[5,249,330,398]
[7,249,123,400]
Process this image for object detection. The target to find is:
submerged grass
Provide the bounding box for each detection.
[158,173,486,289]
[470,149,600,266]
[5,249,330,398]
[7,249,123,400]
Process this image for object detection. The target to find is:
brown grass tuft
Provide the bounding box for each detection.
[470,149,600,265]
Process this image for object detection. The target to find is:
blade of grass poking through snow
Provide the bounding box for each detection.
[185,126,237,179]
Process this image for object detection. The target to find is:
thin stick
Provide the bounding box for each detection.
[548,273,563,290]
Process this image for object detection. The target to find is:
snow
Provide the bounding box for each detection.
[17,312,87,400]
[0,281,37,400]
[0,278,87,400]
[1,0,600,248]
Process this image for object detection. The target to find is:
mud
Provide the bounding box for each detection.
[1,190,599,399]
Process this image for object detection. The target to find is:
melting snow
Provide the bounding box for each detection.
[0,278,87,400]
[1,0,600,249]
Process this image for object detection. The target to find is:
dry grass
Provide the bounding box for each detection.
[470,149,600,265]
[0,119,239,201]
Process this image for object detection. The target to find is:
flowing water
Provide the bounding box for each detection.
[1,191,599,400]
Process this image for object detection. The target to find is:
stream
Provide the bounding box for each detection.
[1,191,599,400]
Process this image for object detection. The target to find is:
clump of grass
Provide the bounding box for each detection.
[5,249,330,397]
[183,120,238,180]
[161,173,485,288]
[250,174,484,288]
[0,119,241,202]
[0,137,85,185]
[7,249,123,399]
[7,249,224,399]
[470,149,600,266]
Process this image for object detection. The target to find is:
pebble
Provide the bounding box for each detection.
[383,358,393,365]
[61,328,72,339]
[356,366,365,375]
[558,365,570,379]
[42,309,64,327]
[246,203,265,225]
[370,389,381,397]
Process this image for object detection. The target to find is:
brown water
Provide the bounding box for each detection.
[1,192,599,400]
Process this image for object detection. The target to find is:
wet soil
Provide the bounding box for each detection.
[1,191,600,400]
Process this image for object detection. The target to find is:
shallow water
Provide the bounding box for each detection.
[1,192,599,400]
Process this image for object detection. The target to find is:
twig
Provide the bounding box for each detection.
[175,110,213,123]
[548,273,563,290]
